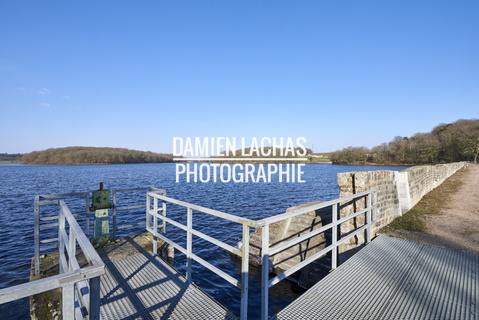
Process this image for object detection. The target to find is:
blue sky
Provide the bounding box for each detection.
[1,1,478,154]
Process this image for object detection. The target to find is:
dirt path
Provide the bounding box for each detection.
[386,164,479,255]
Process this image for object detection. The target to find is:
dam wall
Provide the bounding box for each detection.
[337,162,466,248]
[245,162,466,287]
[401,162,466,210]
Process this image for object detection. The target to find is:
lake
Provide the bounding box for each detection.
[0,163,408,319]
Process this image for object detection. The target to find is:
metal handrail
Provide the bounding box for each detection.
[146,189,377,320]
[1,199,105,320]
[146,190,253,320]
[256,189,375,226]
[258,189,377,320]
[7,187,161,319]
[34,193,90,273]
[4,186,377,320]
[111,187,164,239]
[34,187,165,274]
[58,200,104,268]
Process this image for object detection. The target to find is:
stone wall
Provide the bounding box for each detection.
[336,162,466,250]
[247,201,331,273]
[403,162,466,210]
[337,170,400,249]
[241,162,466,284]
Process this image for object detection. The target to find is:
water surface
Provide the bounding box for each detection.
[0,163,408,319]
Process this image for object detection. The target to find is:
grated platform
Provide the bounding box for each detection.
[99,253,237,320]
[273,235,478,320]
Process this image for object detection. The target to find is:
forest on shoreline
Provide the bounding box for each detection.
[8,119,479,166]
[0,153,22,163]
[331,119,479,165]
[19,147,174,165]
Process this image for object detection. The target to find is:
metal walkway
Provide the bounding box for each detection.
[274,235,478,320]
[99,252,237,320]
[7,188,474,320]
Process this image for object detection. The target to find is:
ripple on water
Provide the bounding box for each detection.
[0,163,408,319]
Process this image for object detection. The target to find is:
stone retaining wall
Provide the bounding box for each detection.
[403,162,466,210]
[242,162,466,283]
[336,162,466,250]
[337,170,400,233]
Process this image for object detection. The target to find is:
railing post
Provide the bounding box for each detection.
[34,197,40,275]
[146,193,151,230]
[261,224,270,320]
[89,276,101,320]
[58,202,66,273]
[85,193,91,238]
[331,203,338,270]
[186,207,193,282]
[62,283,75,320]
[69,226,76,271]
[162,197,167,234]
[152,195,158,255]
[366,192,372,243]
[112,190,117,240]
[240,224,250,320]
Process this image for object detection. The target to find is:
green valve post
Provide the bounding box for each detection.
[91,183,111,244]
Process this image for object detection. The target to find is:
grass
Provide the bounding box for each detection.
[381,166,467,233]
[307,153,332,163]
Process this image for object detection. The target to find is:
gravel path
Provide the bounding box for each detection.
[386,164,479,255]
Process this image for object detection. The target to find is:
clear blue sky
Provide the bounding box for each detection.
[1,1,478,154]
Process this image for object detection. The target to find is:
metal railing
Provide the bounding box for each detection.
[111,187,164,239]
[257,189,377,320]
[1,186,376,320]
[0,186,163,320]
[146,189,257,320]
[0,199,105,320]
[146,188,377,320]
[33,187,162,274]
[34,192,90,274]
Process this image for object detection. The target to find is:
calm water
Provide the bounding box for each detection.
[0,163,407,319]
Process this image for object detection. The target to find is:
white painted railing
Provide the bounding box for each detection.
[33,187,163,274]
[1,187,376,320]
[111,187,164,239]
[146,189,257,320]
[256,189,377,320]
[146,188,377,320]
[1,187,162,320]
[0,199,105,320]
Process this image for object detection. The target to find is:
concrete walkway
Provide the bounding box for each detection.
[387,163,479,255]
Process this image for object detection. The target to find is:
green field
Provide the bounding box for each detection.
[307,153,332,163]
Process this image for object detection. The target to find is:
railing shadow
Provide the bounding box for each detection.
[98,235,236,320]
[98,236,188,319]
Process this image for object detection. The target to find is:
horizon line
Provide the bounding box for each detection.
[173,158,308,161]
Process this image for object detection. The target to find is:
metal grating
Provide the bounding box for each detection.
[99,253,237,320]
[273,235,478,320]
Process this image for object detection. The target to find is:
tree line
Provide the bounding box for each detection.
[20,147,174,165]
[0,153,23,162]
[331,119,479,165]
